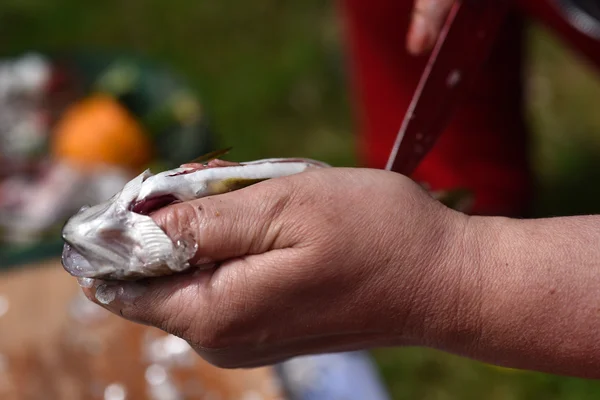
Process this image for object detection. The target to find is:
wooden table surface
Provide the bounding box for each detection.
[0,260,284,400]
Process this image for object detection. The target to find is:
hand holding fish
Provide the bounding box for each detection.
[64,155,600,379]
[77,166,464,368]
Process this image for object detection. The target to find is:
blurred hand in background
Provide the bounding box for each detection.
[406,0,455,55]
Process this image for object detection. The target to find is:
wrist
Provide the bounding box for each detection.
[394,208,508,349]
[382,204,474,346]
[418,213,514,352]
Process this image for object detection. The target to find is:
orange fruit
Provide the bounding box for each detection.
[50,94,153,173]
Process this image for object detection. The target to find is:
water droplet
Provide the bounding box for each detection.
[104,383,127,400]
[415,133,424,141]
[446,70,461,87]
[77,277,95,288]
[95,284,118,305]
[0,295,9,318]
[176,236,198,261]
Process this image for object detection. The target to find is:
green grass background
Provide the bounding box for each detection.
[3,1,600,398]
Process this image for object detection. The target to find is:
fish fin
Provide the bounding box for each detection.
[209,178,269,194]
[187,147,233,164]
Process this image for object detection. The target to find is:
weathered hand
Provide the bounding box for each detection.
[406,0,455,55]
[83,168,467,368]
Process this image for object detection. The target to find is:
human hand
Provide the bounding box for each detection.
[82,168,468,368]
[407,0,455,55]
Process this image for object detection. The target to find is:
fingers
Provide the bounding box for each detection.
[80,253,294,359]
[82,273,396,369]
[407,0,455,55]
[150,178,296,265]
[194,331,398,369]
[81,267,221,341]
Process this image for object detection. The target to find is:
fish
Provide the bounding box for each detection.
[61,154,330,281]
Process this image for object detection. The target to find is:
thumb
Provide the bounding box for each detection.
[406,0,455,55]
[150,179,295,265]
[81,180,298,351]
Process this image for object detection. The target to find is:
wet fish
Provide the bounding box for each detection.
[61,156,329,281]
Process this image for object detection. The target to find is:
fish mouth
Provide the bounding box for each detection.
[130,194,179,215]
[61,241,96,278]
[59,194,178,281]
[60,212,97,278]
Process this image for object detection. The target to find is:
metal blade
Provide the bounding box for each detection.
[386,0,510,175]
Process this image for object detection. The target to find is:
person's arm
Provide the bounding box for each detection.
[432,215,600,379]
[79,168,600,378]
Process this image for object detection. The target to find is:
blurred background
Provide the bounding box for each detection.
[1,0,600,399]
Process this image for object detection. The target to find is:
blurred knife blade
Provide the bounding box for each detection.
[386,0,511,175]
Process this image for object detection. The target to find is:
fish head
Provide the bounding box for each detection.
[59,157,330,281]
[61,201,133,279]
[60,170,184,280]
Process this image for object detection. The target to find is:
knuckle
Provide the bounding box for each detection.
[155,201,198,236]
[241,178,297,250]
[166,199,220,254]
[259,178,295,220]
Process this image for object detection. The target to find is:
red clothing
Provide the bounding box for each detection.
[339,0,600,217]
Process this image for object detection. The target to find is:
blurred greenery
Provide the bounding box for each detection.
[527,26,600,217]
[2,1,600,399]
[1,0,354,166]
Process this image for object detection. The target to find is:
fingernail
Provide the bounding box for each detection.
[173,232,200,264]
[407,15,435,56]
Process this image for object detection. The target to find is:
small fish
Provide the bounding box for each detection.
[61,156,329,281]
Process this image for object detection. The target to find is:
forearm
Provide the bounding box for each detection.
[436,214,600,378]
